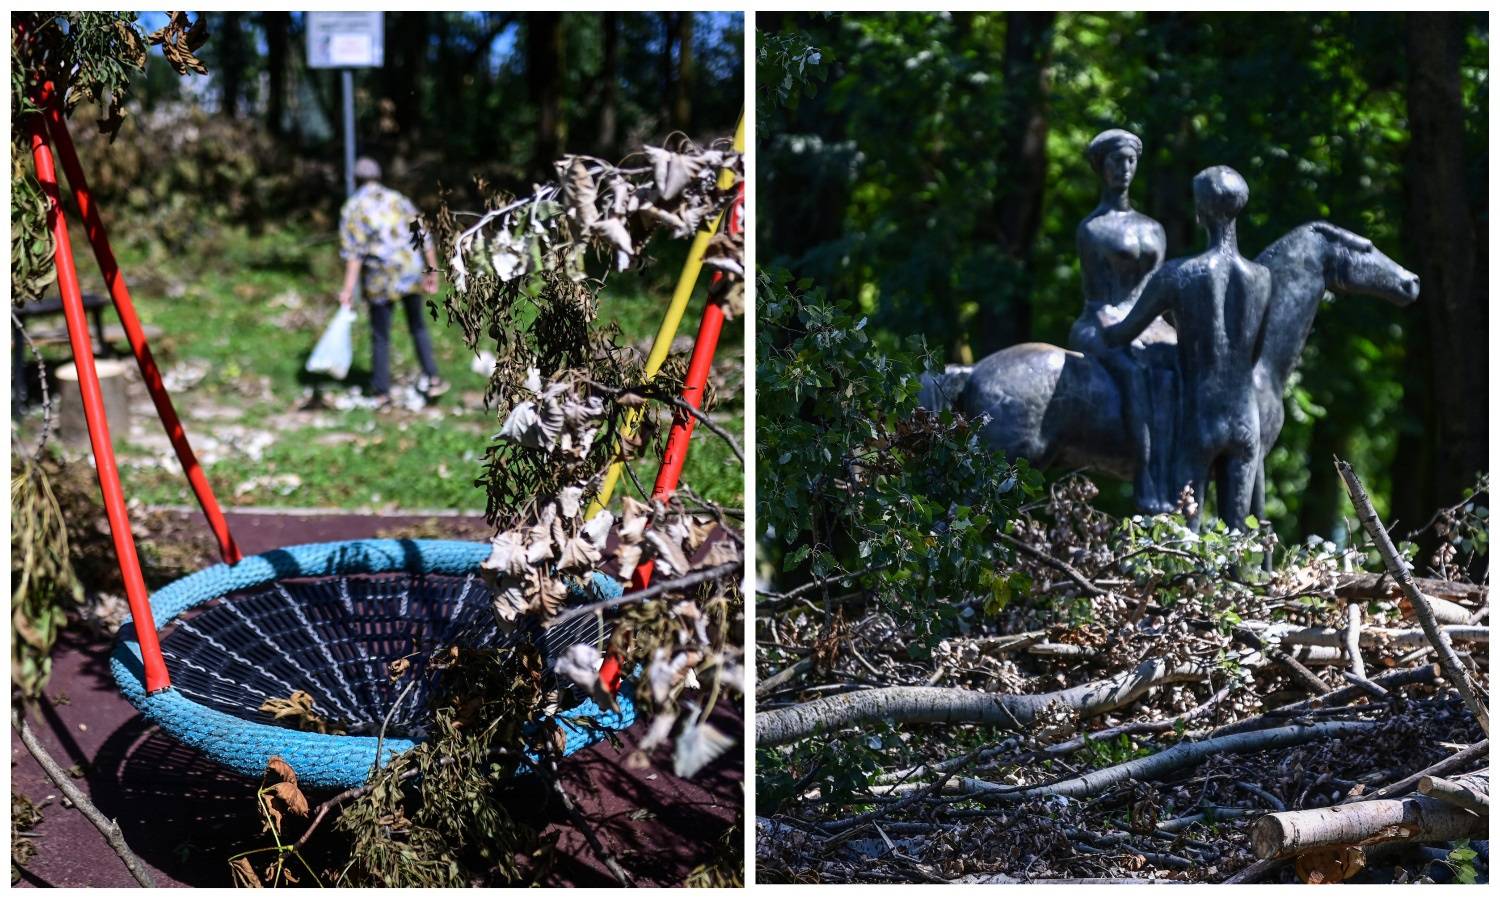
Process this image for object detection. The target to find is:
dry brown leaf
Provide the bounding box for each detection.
[267,781,309,818]
[264,756,296,787]
[562,158,599,229]
[229,856,263,888]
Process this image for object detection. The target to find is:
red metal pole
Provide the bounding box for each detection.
[29,107,171,693]
[597,184,743,695]
[630,182,743,593]
[42,92,242,565]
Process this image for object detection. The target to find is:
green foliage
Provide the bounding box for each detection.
[757,726,894,815]
[66,101,336,253]
[1445,840,1479,885]
[756,28,828,119]
[335,645,550,887]
[757,269,1035,647]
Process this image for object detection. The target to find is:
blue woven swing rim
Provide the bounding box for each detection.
[110,538,635,790]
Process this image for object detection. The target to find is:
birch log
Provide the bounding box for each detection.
[1250,794,1485,859]
[1418,770,1489,816]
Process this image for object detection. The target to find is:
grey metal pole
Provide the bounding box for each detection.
[342,68,360,304]
[342,68,356,197]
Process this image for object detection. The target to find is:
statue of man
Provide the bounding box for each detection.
[1104,166,1272,531]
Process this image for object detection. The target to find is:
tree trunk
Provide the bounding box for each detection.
[598,12,619,157]
[219,12,243,118]
[975,12,1056,350]
[528,12,566,175]
[660,13,676,131]
[1404,13,1487,524]
[386,12,428,138]
[263,12,289,137]
[672,12,695,133]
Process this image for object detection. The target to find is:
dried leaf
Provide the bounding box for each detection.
[562,158,599,229]
[264,756,297,787]
[673,714,735,778]
[229,856,263,888]
[267,781,309,818]
[645,527,693,578]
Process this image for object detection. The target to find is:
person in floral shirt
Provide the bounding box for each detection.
[337,157,447,405]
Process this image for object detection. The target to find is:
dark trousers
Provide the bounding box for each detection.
[369,295,439,396]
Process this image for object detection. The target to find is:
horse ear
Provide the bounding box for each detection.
[1312,222,1373,253]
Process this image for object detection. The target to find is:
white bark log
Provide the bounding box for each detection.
[1250,794,1485,859]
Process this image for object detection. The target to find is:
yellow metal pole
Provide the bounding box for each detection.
[587,114,744,518]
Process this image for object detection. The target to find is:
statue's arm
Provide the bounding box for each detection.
[1103,266,1174,347]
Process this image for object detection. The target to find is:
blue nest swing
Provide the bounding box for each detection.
[110,539,635,789]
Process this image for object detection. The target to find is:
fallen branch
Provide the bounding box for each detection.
[1418,771,1489,817]
[1334,572,1485,608]
[1249,794,1484,859]
[1271,624,1488,652]
[999,531,1105,597]
[12,710,157,887]
[1233,626,1332,694]
[1337,458,1489,735]
[757,655,1216,746]
[974,721,1378,802]
[1361,739,1489,803]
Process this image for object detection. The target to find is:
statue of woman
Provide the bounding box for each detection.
[1067,128,1173,512]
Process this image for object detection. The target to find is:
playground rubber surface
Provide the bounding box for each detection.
[11,510,743,887]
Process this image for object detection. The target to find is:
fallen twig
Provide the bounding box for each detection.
[1361,740,1489,803]
[13,710,157,887]
[999,531,1105,597]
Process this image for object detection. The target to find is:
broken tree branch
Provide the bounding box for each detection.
[1418,771,1489,817]
[1336,458,1489,735]
[757,654,1217,746]
[1416,765,1488,816]
[974,720,1378,802]
[1361,739,1489,803]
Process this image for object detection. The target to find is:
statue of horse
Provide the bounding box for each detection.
[919,222,1420,518]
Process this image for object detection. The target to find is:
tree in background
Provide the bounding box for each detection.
[758,11,1487,550]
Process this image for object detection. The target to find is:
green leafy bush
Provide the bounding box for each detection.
[757,269,1035,646]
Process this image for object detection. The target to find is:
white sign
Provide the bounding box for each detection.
[307,12,384,69]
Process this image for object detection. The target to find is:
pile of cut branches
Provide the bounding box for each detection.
[757,471,1488,885]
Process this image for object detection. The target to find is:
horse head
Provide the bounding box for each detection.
[1312,222,1420,307]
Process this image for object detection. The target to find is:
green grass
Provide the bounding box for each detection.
[43,221,742,514]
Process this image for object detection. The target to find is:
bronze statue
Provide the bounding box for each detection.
[920,170,1419,526]
[1103,166,1271,531]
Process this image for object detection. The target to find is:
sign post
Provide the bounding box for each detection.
[307,11,385,274]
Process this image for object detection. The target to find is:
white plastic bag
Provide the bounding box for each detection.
[305,307,357,380]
